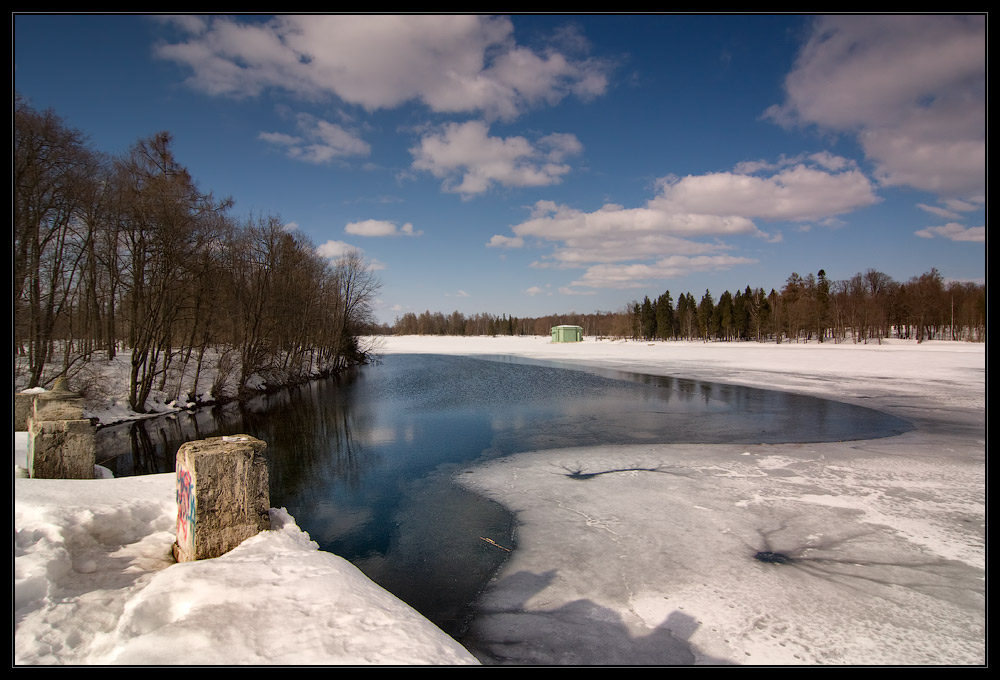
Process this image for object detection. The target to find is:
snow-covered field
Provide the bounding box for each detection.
[14,336,985,665]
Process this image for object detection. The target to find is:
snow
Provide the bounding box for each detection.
[13,447,478,666]
[14,336,985,665]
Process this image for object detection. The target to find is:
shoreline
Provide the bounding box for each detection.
[375,336,985,665]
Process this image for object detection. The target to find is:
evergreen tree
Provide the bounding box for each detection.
[815,269,831,342]
[640,296,656,340]
[697,289,715,341]
[655,290,674,340]
[717,290,734,340]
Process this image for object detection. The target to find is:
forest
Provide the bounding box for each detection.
[14,96,380,412]
[390,268,985,344]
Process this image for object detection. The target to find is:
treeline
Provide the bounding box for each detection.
[388,310,632,338]
[15,95,380,411]
[628,269,985,344]
[390,267,984,344]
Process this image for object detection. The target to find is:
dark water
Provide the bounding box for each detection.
[96,353,912,638]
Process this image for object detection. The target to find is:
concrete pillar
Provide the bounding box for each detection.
[27,377,97,480]
[15,391,37,431]
[173,435,271,562]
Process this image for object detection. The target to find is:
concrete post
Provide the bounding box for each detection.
[27,377,97,480]
[173,435,271,562]
[15,391,37,431]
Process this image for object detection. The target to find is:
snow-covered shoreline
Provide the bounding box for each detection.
[15,336,985,665]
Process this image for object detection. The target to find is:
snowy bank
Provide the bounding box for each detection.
[14,336,984,665]
[13,435,478,665]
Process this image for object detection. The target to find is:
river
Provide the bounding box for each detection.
[95,353,912,639]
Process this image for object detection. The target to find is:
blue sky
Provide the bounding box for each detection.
[14,14,985,324]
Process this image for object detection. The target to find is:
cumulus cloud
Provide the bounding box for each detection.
[315,239,356,260]
[259,112,370,163]
[315,240,385,269]
[914,223,985,243]
[487,234,525,248]
[572,255,759,290]
[651,163,877,223]
[410,120,583,195]
[490,155,879,290]
[345,219,422,237]
[154,15,610,120]
[765,15,985,200]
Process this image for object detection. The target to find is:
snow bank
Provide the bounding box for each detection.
[13,435,477,665]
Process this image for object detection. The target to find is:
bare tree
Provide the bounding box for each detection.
[116,132,231,411]
[907,269,945,342]
[14,95,100,387]
[327,249,382,369]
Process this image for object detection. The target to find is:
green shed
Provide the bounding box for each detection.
[550,325,584,343]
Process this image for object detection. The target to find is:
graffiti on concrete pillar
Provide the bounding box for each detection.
[176,467,195,547]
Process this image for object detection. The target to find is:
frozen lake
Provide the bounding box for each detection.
[97,353,912,639]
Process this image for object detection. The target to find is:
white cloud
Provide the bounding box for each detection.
[315,240,386,269]
[914,223,985,243]
[410,121,583,195]
[943,198,981,213]
[537,132,584,162]
[259,112,370,163]
[315,239,356,260]
[733,151,854,175]
[487,234,525,249]
[651,164,878,223]
[571,255,758,290]
[345,219,422,237]
[503,159,876,259]
[490,155,879,291]
[766,15,985,200]
[916,203,961,220]
[807,151,853,172]
[155,15,610,121]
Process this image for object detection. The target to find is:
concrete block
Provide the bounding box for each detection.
[28,418,97,479]
[174,435,271,562]
[14,392,36,431]
[32,377,85,421]
[26,378,97,479]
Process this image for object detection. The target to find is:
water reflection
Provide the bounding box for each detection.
[96,353,911,637]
